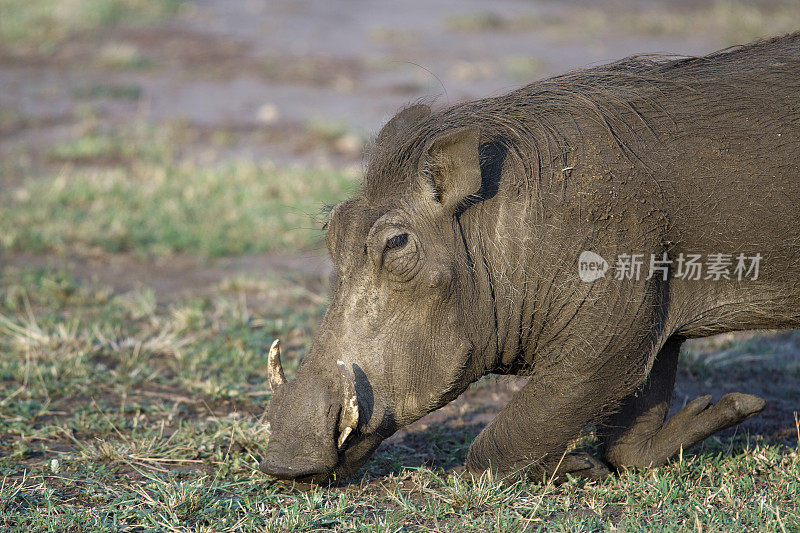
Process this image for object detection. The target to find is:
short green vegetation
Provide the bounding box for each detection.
[1,129,358,257]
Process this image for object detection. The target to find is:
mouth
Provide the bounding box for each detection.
[259,457,333,484]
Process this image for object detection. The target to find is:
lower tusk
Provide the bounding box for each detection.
[338,426,353,449]
[337,360,359,449]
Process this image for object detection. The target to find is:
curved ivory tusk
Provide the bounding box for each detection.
[337,360,359,449]
[267,339,286,391]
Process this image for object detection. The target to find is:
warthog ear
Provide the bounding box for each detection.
[376,104,431,148]
[420,128,481,210]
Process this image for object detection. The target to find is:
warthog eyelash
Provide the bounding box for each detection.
[321,203,338,230]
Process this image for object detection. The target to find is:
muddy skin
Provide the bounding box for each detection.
[261,33,800,483]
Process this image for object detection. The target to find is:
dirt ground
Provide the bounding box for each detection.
[2,0,798,468]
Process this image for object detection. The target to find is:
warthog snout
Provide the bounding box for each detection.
[260,340,360,482]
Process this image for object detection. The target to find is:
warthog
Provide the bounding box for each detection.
[261,33,800,483]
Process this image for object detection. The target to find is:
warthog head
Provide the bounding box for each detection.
[260,105,499,482]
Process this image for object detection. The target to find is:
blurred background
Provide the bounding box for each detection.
[0,2,798,526]
[3,0,800,262]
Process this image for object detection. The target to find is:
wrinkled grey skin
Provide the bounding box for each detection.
[261,34,800,483]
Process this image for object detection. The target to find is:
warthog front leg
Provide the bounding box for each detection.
[600,336,765,471]
[464,363,619,482]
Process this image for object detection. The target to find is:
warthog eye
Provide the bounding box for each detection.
[384,233,408,252]
[378,230,420,281]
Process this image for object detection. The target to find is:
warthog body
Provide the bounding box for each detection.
[261,34,800,483]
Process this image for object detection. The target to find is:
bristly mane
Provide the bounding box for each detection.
[363,32,800,205]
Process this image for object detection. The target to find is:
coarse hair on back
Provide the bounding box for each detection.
[363,31,800,205]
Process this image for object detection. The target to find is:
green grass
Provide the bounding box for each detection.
[1,128,359,257]
[0,268,798,530]
[71,83,143,101]
[0,0,183,55]
[46,131,151,163]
